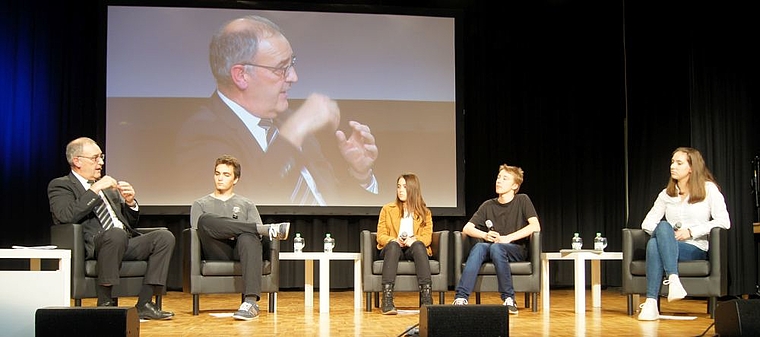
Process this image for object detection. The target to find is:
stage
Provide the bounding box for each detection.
[75,288,721,336]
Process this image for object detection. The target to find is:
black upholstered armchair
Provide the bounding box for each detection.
[50,224,165,306]
[360,230,450,312]
[182,227,279,315]
[453,231,541,312]
[621,227,727,318]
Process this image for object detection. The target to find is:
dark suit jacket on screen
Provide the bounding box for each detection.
[175,92,370,205]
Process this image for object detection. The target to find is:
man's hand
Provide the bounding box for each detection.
[484,230,501,243]
[280,93,340,148]
[336,121,378,181]
[90,175,118,194]
[117,181,137,206]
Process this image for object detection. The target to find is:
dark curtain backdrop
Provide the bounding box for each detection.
[2,0,758,296]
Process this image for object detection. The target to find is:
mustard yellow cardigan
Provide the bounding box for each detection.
[375,202,433,256]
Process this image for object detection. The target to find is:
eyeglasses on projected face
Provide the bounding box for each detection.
[78,153,105,162]
[239,55,296,78]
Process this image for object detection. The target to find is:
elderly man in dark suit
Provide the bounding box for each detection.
[48,137,175,320]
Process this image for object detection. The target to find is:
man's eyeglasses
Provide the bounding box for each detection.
[78,153,105,162]
[240,55,296,78]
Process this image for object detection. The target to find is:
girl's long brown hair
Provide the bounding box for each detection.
[395,173,430,227]
[665,147,719,203]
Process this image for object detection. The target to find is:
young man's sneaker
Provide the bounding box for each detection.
[232,301,260,321]
[503,297,518,315]
[637,298,659,321]
[452,298,468,305]
[269,222,290,241]
[663,274,687,302]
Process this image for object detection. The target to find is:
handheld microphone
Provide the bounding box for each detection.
[232,206,240,219]
[485,220,494,231]
[674,222,682,230]
[400,231,408,240]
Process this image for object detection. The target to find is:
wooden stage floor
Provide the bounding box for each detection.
[87,288,720,336]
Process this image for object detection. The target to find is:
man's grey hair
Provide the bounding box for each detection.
[209,15,284,87]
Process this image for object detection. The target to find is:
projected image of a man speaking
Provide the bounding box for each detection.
[175,15,379,206]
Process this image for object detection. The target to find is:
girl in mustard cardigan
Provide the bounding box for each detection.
[375,173,434,315]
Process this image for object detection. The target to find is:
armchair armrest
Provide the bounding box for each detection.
[432,231,450,277]
[50,224,85,295]
[708,227,728,290]
[360,230,375,278]
[528,231,541,272]
[265,235,280,281]
[622,228,649,264]
[50,224,84,265]
[453,231,463,282]
[182,228,201,295]
[622,228,650,293]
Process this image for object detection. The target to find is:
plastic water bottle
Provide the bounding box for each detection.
[594,232,608,251]
[323,233,335,253]
[572,232,583,250]
[293,233,305,253]
[594,232,602,250]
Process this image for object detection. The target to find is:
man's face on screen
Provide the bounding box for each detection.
[243,34,297,119]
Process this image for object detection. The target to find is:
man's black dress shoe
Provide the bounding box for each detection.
[97,299,117,307]
[136,301,174,320]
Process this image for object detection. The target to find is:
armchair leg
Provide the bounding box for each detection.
[475,292,481,304]
[74,299,82,307]
[531,293,538,312]
[524,293,530,309]
[708,297,716,318]
[374,292,380,308]
[193,294,200,315]
[365,292,373,312]
[627,294,634,315]
[439,292,445,304]
[268,292,277,313]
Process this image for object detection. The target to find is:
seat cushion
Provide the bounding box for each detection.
[200,260,272,276]
[629,260,710,277]
[85,260,148,278]
[457,261,533,275]
[372,260,440,275]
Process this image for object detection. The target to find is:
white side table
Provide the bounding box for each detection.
[0,248,71,336]
[541,249,622,313]
[280,252,362,313]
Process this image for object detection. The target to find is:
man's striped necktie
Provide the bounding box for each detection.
[258,118,279,146]
[257,119,320,205]
[89,183,115,230]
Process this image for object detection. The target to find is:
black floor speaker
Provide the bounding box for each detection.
[35,306,139,337]
[715,299,760,336]
[419,305,508,337]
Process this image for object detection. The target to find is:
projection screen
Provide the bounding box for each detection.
[105,4,463,215]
